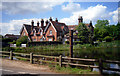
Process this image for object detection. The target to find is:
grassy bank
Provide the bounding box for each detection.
[2,40,120,60]
[49,65,98,74]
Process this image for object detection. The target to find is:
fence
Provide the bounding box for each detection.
[0,51,120,74]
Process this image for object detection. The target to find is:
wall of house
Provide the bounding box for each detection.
[31,35,43,41]
[45,25,57,41]
[21,28,29,37]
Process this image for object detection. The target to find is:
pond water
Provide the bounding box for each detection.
[62,47,120,74]
[93,63,120,75]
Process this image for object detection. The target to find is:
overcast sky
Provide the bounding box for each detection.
[0,0,120,35]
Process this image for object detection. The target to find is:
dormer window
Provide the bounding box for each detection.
[49,30,52,35]
[23,32,25,36]
[34,32,36,36]
[40,32,42,35]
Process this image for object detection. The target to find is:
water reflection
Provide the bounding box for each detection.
[93,63,120,75]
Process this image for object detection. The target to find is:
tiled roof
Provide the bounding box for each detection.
[23,24,32,34]
[51,21,69,33]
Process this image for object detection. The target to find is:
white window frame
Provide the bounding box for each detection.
[33,38,36,41]
[40,38,43,41]
[40,32,42,35]
[48,38,52,41]
[23,32,25,36]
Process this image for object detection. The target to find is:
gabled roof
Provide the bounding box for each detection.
[51,21,65,32]
[23,24,31,34]
[51,21,69,33]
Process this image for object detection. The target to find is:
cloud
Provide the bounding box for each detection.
[62,2,81,12]
[60,4,110,25]
[0,18,50,35]
[109,8,118,23]
[2,0,65,14]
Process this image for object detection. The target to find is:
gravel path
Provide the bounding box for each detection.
[1,58,58,74]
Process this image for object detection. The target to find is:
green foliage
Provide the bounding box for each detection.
[95,20,109,28]
[16,36,28,46]
[17,36,28,44]
[94,20,120,41]
[52,65,93,74]
[74,41,83,44]
[104,36,112,42]
[65,41,69,44]
[16,41,22,47]
[76,23,89,43]
[2,38,14,43]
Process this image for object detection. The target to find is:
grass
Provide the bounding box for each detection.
[49,64,99,74]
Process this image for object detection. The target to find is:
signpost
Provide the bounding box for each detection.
[69,30,73,58]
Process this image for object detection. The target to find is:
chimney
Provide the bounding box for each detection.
[31,20,34,31]
[78,16,83,24]
[41,19,44,27]
[90,21,92,26]
[45,20,49,26]
[49,17,52,21]
[55,18,58,22]
[37,21,39,27]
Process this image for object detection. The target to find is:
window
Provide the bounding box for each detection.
[40,32,42,35]
[49,30,52,35]
[48,38,52,41]
[33,38,36,41]
[65,39,67,41]
[23,32,25,36]
[40,38,43,41]
[34,32,36,36]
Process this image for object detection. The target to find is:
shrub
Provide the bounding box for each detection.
[74,41,83,44]
[16,36,28,44]
[16,42,22,47]
[104,36,112,42]
[65,41,69,44]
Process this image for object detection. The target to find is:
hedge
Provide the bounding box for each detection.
[28,41,62,46]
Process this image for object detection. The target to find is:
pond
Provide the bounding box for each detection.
[93,63,120,75]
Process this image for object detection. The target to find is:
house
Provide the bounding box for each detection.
[20,17,69,42]
[4,34,20,40]
[20,16,94,42]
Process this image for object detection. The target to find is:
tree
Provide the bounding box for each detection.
[115,22,120,40]
[16,36,29,46]
[95,20,109,28]
[94,20,109,41]
[76,23,89,43]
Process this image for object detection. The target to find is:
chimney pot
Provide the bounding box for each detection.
[31,20,34,31]
[49,17,52,21]
[41,19,44,27]
[37,21,39,27]
[78,16,83,24]
[55,18,58,22]
[45,20,49,26]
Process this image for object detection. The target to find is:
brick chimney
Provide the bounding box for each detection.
[55,18,58,22]
[90,21,92,26]
[37,21,39,27]
[78,16,83,24]
[41,19,44,27]
[49,17,52,21]
[31,20,34,31]
[45,20,49,26]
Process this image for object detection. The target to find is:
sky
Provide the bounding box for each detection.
[0,0,120,35]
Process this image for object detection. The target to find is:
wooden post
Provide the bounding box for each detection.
[59,55,62,67]
[99,58,103,74]
[30,53,33,64]
[10,51,13,60]
[69,30,73,58]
